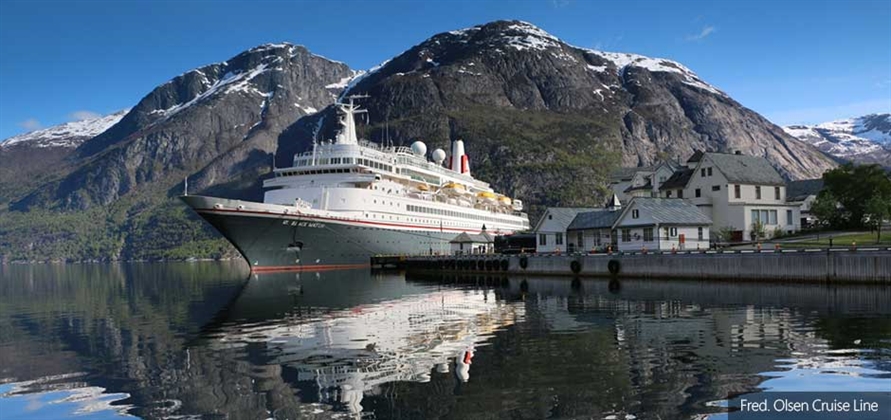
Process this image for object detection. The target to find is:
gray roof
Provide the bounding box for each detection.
[786,179,823,201]
[567,209,623,231]
[534,207,597,232]
[609,160,681,182]
[705,153,786,185]
[450,231,494,243]
[660,168,694,190]
[621,198,712,226]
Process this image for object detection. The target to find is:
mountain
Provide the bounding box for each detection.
[1,43,354,262]
[783,114,891,167]
[1,20,837,262]
[0,110,127,200]
[312,20,833,213]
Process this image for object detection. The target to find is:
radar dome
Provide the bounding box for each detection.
[432,148,447,164]
[410,141,427,157]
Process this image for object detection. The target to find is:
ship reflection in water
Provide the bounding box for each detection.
[0,262,890,419]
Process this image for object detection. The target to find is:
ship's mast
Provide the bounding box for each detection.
[335,94,369,145]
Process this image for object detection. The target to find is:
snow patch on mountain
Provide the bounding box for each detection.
[783,114,891,163]
[2,110,128,149]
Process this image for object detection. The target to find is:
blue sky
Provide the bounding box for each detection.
[0,0,889,139]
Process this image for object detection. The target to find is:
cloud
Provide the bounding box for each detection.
[767,98,891,126]
[68,110,102,121]
[18,118,42,131]
[551,0,572,8]
[685,26,716,42]
[876,79,891,88]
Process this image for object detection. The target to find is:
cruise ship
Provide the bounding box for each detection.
[181,96,530,272]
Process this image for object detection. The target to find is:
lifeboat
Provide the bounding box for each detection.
[497,195,512,206]
[416,184,430,192]
[442,182,467,196]
[476,191,497,203]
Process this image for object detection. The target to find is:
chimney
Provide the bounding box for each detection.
[735,150,742,155]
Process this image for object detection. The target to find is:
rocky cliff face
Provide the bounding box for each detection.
[313,20,834,193]
[1,20,838,262]
[15,44,353,210]
[0,111,126,202]
[784,114,891,167]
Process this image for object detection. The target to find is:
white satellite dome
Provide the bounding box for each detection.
[431,148,446,164]
[410,141,427,157]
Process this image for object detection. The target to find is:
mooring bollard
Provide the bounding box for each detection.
[775,243,781,251]
[852,241,857,251]
[756,243,762,252]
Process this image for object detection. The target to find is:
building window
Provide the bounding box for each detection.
[775,186,781,200]
[678,190,684,198]
[666,190,672,198]
[632,209,639,219]
[701,168,707,177]
[786,209,793,226]
[707,167,713,176]
[734,185,741,199]
[712,185,721,191]
[669,227,678,237]
[555,232,563,246]
[548,214,553,220]
[755,186,761,199]
[539,234,547,246]
[695,188,701,198]
[752,209,760,223]
[577,232,584,249]
[698,227,704,241]
[769,210,777,225]
[622,229,631,242]
[643,227,654,242]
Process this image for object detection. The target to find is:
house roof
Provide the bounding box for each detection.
[450,231,494,243]
[786,179,823,201]
[624,181,653,193]
[659,168,694,190]
[567,209,623,231]
[532,207,597,232]
[687,150,704,163]
[617,198,712,226]
[704,152,786,185]
[609,160,681,182]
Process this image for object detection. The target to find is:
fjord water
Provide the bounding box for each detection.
[0,263,889,420]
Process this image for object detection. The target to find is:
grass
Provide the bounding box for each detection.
[775,231,891,248]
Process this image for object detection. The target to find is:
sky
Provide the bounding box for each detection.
[0,0,889,139]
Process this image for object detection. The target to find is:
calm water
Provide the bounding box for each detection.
[0,262,889,419]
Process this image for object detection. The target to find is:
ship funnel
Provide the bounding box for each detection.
[449,139,471,175]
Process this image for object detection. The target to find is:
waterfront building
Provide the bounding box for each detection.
[449,231,495,255]
[613,151,801,241]
[611,197,712,251]
[533,207,597,253]
[786,179,824,228]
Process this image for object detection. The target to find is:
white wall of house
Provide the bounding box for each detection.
[679,155,798,239]
[613,225,710,251]
[451,242,492,255]
[568,228,614,252]
[535,210,570,253]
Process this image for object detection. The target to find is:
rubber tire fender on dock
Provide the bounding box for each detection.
[500,259,509,271]
[570,260,582,274]
[519,256,529,269]
[607,259,621,275]
[477,260,485,271]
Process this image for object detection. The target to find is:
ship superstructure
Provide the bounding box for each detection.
[182,96,529,271]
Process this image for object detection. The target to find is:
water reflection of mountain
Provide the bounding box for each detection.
[0,263,889,419]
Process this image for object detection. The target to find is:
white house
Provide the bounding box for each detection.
[609,160,680,202]
[661,151,800,241]
[533,207,597,253]
[786,179,823,228]
[449,231,494,255]
[565,207,624,252]
[611,197,712,251]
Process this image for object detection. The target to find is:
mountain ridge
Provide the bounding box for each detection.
[783,113,891,167]
[0,20,838,262]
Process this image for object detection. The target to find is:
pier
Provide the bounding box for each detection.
[384,248,891,283]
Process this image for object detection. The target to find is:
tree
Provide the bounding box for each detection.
[750,220,766,241]
[864,195,891,243]
[822,164,891,228]
[811,191,842,228]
